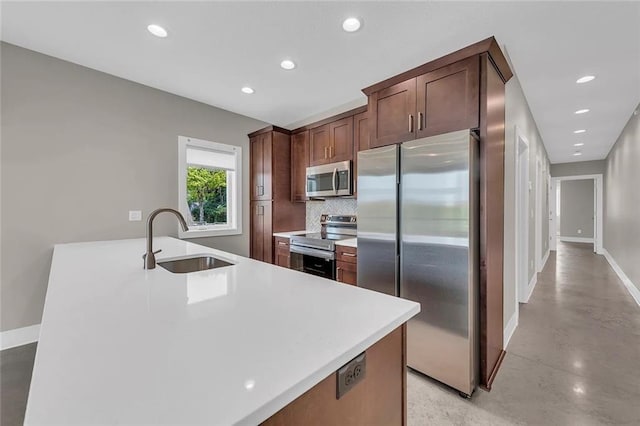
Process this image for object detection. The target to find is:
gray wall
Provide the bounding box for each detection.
[560,180,594,239]
[604,104,640,294]
[550,160,605,177]
[503,72,550,331]
[1,43,267,332]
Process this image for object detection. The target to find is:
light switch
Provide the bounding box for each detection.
[129,210,142,221]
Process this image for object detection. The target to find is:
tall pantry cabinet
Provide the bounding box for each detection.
[249,126,305,263]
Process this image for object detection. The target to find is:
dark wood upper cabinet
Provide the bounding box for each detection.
[416,56,479,138]
[368,79,416,148]
[309,117,354,166]
[309,124,330,166]
[353,112,369,196]
[250,132,272,201]
[328,116,353,163]
[291,130,309,203]
[354,112,370,152]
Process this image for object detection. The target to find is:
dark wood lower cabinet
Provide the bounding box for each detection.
[336,261,357,285]
[274,237,290,268]
[336,246,357,285]
[262,325,406,426]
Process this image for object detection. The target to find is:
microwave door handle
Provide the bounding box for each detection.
[332,167,338,194]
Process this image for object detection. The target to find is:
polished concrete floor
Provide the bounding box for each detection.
[1,342,36,426]
[2,243,638,425]
[408,242,640,425]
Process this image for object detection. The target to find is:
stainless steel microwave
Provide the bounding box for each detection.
[306,161,352,197]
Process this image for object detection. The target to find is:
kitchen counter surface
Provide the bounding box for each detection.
[26,237,418,425]
[272,230,309,238]
[335,238,357,248]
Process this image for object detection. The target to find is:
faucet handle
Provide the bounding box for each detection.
[142,249,162,260]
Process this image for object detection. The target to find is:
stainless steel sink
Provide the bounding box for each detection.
[158,256,233,274]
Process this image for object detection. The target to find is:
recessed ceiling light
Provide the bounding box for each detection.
[280,59,296,70]
[574,142,584,147]
[575,109,590,114]
[241,87,254,94]
[576,75,595,84]
[147,24,168,38]
[573,152,582,156]
[573,129,586,134]
[342,17,361,32]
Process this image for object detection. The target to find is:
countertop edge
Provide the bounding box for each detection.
[240,303,419,425]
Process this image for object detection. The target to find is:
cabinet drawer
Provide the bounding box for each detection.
[336,246,357,264]
[274,236,290,252]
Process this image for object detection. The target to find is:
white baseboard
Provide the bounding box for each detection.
[559,236,594,243]
[0,324,40,350]
[522,273,538,303]
[603,249,640,307]
[503,311,518,349]
[539,249,550,272]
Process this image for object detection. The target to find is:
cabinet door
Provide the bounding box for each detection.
[250,133,272,201]
[336,261,357,285]
[291,131,309,202]
[309,124,330,166]
[353,112,369,196]
[329,116,353,162]
[416,56,479,138]
[368,78,416,148]
[250,201,273,263]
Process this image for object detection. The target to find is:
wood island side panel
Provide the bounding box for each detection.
[262,325,406,426]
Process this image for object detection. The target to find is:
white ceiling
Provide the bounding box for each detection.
[2,1,639,164]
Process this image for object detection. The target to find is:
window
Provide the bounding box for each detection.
[178,136,242,238]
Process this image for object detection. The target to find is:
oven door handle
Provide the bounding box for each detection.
[289,245,335,260]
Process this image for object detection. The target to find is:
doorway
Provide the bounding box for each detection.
[516,130,530,304]
[550,175,603,254]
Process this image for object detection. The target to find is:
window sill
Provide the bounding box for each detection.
[179,227,241,239]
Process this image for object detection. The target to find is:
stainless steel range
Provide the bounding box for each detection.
[289,215,356,280]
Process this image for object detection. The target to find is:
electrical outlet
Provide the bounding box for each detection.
[129,210,142,221]
[336,352,366,399]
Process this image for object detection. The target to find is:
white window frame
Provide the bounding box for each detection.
[178,136,242,238]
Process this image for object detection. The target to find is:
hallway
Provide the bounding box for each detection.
[408,242,640,425]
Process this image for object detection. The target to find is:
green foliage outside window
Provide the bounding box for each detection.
[186,167,227,224]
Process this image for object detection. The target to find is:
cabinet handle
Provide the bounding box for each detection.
[408,114,414,133]
[418,112,423,131]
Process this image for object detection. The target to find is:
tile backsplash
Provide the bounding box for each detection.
[305,198,357,231]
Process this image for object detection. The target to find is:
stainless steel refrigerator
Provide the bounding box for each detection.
[357,129,479,396]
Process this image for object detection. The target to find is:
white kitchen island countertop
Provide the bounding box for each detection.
[26,237,418,425]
